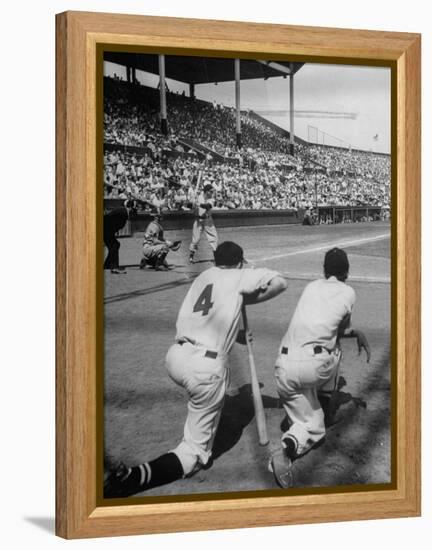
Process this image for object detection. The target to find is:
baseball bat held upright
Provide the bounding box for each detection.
[241,306,269,446]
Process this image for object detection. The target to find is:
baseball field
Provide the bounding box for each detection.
[104,220,391,498]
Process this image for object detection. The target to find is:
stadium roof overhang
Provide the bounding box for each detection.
[104,52,304,84]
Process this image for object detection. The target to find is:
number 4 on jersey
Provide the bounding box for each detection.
[193,284,214,316]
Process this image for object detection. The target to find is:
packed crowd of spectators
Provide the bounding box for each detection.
[296,143,390,183]
[104,150,299,210]
[104,148,389,212]
[104,81,292,159]
[103,76,391,213]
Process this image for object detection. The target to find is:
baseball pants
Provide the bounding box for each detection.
[142,242,169,262]
[189,221,218,253]
[165,342,228,476]
[104,233,121,269]
[274,346,341,457]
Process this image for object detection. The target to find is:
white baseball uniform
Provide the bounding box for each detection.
[275,276,355,456]
[189,193,218,254]
[165,265,280,475]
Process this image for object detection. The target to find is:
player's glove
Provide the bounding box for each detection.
[169,240,182,251]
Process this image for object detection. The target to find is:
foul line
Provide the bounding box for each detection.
[248,233,390,263]
[105,234,391,303]
[280,272,390,284]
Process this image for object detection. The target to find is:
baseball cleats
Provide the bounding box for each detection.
[154,258,172,271]
[282,435,297,458]
[268,449,294,489]
[104,462,146,498]
[189,253,195,264]
[110,267,127,274]
[268,436,297,489]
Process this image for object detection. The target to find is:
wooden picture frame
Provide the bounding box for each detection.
[56,11,421,539]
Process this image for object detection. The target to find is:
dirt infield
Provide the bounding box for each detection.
[104,221,391,498]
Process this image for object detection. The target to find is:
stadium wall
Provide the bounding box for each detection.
[104,200,302,232]
[104,201,386,234]
[135,209,302,232]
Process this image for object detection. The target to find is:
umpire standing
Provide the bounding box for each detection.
[103,201,133,274]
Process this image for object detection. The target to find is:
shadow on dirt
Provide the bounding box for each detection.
[191,258,213,264]
[212,383,279,460]
[278,375,366,434]
[279,349,392,488]
[321,376,367,427]
[104,277,194,304]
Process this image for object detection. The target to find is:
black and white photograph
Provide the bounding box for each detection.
[102,51,391,499]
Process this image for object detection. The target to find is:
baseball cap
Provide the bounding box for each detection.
[324,247,349,278]
[214,241,244,267]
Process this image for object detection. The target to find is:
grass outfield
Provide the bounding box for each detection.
[104,221,391,499]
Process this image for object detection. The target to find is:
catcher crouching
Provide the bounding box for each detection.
[140,209,181,271]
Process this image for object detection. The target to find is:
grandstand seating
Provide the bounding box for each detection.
[103,76,390,215]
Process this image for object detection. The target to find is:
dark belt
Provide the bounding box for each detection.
[281,345,330,355]
[177,337,218,359]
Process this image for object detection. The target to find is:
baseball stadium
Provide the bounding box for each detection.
[103,53,392,499]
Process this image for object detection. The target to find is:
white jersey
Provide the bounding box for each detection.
[196,193,214,223]
[281,276,355,351]
[176,266,279,356]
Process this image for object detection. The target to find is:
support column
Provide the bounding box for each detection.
[289,63,295,155]
[189,83,195,99]
[132,67,136,84]
[158,54,168,135]
[126,66,131,83]
[234,58,242,148]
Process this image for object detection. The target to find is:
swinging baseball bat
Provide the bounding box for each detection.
[241,306,269,446]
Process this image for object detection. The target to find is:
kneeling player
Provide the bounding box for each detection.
[270,247,370,487]
[104,241,287,497]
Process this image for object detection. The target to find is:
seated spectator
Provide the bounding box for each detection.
[103,76,390,216]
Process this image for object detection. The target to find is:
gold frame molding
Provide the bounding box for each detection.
[55,11,421,539]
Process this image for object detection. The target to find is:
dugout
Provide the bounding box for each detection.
[316,205,384,224]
